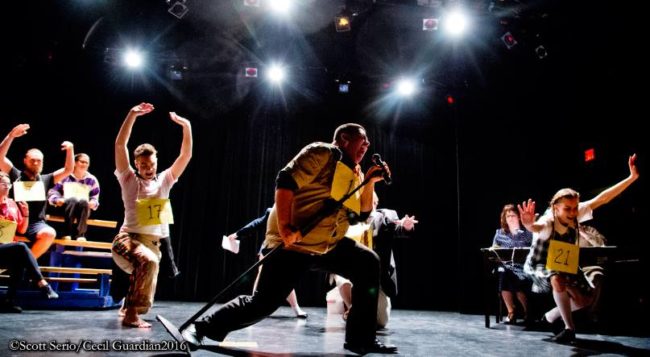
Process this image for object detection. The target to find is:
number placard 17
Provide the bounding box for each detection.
[136,198,174,226]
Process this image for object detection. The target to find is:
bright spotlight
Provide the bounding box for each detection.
[267,64,286,84]
[396,78,417,97]
[123,50,144,69]
[268,0,293,15]
[443,10,469,37]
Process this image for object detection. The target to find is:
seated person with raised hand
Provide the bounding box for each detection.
[0,171,58,313]
[47,153,100,240]
[491,204,533,324]
[0,123,74,259]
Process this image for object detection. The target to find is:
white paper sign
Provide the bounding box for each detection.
[63,182,91,201]
[0,218,18,244]
[13,181,46,202]
[221,235,240,254]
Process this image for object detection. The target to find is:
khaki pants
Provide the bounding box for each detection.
[377,289,392,328]
[112,232,161,314]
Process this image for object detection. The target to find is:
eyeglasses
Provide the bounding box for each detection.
[0,182,12,188]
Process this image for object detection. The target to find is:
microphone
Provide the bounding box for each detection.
[371,153,392,185]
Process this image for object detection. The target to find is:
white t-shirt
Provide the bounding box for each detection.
[115,168,177,237]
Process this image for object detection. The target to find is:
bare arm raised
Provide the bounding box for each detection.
[583,154,639,210]
[0,124,30,173]
[115,103,154,173]
[168,112,193,179]
[52,141,75,183]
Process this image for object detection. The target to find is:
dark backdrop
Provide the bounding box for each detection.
[1,0,646,314]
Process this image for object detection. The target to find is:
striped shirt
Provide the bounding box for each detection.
[47,172,101,210]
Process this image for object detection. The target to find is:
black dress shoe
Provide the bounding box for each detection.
[181,324,203,351]
[344,339,398,355]
[542,316,565,335]
[551,329,576,343]
[0,300,23,313]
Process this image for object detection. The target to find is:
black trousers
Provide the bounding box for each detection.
[0,243,45,299]
[196,237,381,345]
[63,198,90,238]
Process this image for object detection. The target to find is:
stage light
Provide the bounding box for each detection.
[167,0,188,19]
[500,31,517,49]
[245,67,258,78]
[168,63,187,80]
[396,78,417,97]
[123,50,144,69]
[535,45,548,59]
[336,79,351,93]
[243,0,260,7]
[423,18,439,31]
[267,64,286,84]
[442,10,469,37]
[335,16,351,32]
[268,0,293,15]
[584,148,595,162]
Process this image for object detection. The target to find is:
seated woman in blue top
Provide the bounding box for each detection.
[492,204,533,324]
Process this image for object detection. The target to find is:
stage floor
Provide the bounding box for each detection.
[1,301,648,356]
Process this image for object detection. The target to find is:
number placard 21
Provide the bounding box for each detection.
[546,239,579,274]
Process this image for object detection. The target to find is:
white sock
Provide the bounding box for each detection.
[552,290,574,330]
[293,306,307,316]
[545,307,562,323]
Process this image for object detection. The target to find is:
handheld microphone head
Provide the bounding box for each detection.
[371,153,392,185]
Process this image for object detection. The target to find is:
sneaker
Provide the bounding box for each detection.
[76,237,87,242]
[40,284,59,299]
[551,329,576,343]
